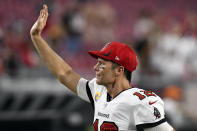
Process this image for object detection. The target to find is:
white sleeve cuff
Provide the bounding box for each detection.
[77,78,90,102]
[144,122,173,131]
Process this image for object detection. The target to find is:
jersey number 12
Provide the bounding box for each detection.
[94,119,118,131]
[133,90,156,100]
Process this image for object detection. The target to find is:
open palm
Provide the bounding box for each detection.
[30,5,48,36]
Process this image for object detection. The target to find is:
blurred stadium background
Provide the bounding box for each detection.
[0,0,197,130]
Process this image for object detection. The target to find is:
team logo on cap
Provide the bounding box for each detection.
[102,50,111,56]
[115,56,120,61]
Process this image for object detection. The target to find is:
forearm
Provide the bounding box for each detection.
[31,35,80,93]
[31,35,69,75]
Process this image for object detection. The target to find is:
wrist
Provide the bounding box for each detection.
[30,33,42,39]
[30,30,41,36]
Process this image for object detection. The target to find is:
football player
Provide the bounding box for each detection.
[30,5,175,131]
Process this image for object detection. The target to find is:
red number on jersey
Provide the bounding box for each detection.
[133,90,156,100]
[94,119,99,131]
[94,119,118,131]
[100,121,118,131]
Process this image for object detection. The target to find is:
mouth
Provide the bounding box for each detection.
[96,73,101,79]
[96,75,100,79]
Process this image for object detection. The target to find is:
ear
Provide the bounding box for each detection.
[115,66,124,77]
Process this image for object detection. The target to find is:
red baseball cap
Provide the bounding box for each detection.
[88,41,138,72]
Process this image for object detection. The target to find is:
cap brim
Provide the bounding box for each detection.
[88,51,100,59]
[88,51,111,61]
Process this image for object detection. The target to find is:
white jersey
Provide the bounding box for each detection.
[77,78,168,131]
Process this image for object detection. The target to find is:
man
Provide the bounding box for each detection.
[30,5,175,131]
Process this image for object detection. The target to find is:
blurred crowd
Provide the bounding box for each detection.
[0,0,197,130]
[0,0,196,80]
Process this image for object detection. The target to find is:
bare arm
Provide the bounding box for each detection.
[30,5,80,93]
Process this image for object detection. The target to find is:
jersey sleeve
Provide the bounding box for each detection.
[77,78,96,109]
[134,97,167,130]
[144,122,173,131]
[77,78,89,102]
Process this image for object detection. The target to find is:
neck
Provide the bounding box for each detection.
[106,78,131,99]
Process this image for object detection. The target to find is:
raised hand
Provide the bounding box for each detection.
[30,4,48,36]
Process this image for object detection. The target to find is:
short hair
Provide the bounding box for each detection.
[111,62,132,83]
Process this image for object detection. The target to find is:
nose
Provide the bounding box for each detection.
[94,63,99,71]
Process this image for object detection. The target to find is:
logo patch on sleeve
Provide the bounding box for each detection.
[154,107,161,119]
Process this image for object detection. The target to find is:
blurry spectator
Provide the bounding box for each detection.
[0,19,40,78]
[9,20,39,68]
[19,39,40,68]
[185,11,197,38]
[0,27,20,77]
[46,24,65,49]
[3,47,19,77]
[163,85,185,128]
[150,22,197,80]
[83,1,115,45]
[61,0,87,53]
[133,9,156,73]
[163,84,197,130]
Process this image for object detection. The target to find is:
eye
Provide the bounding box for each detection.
[99,65,105,70]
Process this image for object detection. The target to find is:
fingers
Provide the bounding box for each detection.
[31,4,48,35]
[43,4,48,10]
[43,4,48,15]
[43,4,48,19]
[38,4,48,20]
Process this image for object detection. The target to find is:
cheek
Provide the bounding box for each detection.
[104,70,116,81]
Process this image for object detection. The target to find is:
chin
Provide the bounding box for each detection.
[96,79,103,85]
[96,79,101,85]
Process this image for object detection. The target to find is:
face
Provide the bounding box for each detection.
[94,58,116,86]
